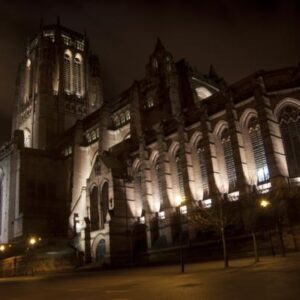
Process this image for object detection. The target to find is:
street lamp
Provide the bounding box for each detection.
[260,199,271,208]
[27,236,41,275]
[28,236,42,246]
[0,244,6,252]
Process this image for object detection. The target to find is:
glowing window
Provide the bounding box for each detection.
[64,51,72,94]
[75,40,85,51]
[145,97,154,110]
[279,106,300,177]
[195,87,212,101]
[248,117,269,183]
[74,54,83,97]
[221,128,237,190]
[113,116,120,127]
[62,34,72,46]
[125,110,131,121]
[202,199,212,208]
[197,141,209,198]
[43,30,55,42]
[120,113,125,124]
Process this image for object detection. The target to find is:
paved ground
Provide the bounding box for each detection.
[0,254,300,300]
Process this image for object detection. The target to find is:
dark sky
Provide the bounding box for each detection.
[1,0,300,144]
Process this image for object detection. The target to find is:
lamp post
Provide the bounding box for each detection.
[176,196,187,273]
[259,198,276,256]
[27,236,41,276]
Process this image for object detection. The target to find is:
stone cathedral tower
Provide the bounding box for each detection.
[12,20,103,149]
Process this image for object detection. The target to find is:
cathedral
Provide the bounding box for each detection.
[1,22,300,265]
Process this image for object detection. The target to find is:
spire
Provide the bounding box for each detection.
[208,64,227,88]
[56,16,60,26]
[154,37,165,53]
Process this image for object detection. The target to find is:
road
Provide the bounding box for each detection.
[0,254,300,300]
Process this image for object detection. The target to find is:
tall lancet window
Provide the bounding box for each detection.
[64,50,72,94]
[197,141,209,198]
[279,105,300,177]
[24,59,31,102]
[221,128,237,190]
[0,169,3,232]
[175,150,185,199]
[100,182,109,229]
[135,165,144,216]
[155,161,164,208]
[74,54,83,97]
[90,186,99,231]
[248,117,269,183]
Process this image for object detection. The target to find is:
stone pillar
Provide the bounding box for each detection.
[224,91,248,193]
[199,105,219,196]
[153,123,173,246]
[175,113,193,203]
[138,134,151,217]
[253,77,288,186]
[153,123,171,209]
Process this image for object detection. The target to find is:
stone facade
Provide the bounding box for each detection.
[1,23,300,265]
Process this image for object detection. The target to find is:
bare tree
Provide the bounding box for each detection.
[189,190,238,268]
[240,185,260,262]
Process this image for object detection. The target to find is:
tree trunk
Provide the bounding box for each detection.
[290,225,298,252]
[221,227,229,268]
[251,231,259,263]
[277,223,286,257]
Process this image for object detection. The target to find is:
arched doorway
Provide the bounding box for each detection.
[95,239,106,262]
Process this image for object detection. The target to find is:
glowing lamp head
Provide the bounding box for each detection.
[175,195,186,207]
[29,237,37,246]
[260,199,270,208]
[0,245,5,252]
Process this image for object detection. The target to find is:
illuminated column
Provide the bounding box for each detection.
[154,123,171,209]
[199,105,219,195]
[253,77,288,185]
[138,134,151,213]
[175,113,193,203]
[224,91,248,191]
[153,123,173,246]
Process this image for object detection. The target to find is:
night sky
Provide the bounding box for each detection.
[1,0,300,145]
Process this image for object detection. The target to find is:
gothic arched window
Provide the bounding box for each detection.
[197,140,209,198]
[221,128,236,190]
[64,51,72,94]
[113,115,120,127]
[175,150,185,199]
[74,54,83,97]
[125,110,131,121]
[90,186,99,231]
[279,105,300,177]
[155,161,164,208]
[248,117,269,183]
[24,59,31,102]
[100,182,109,229]
[120,113,125,125]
